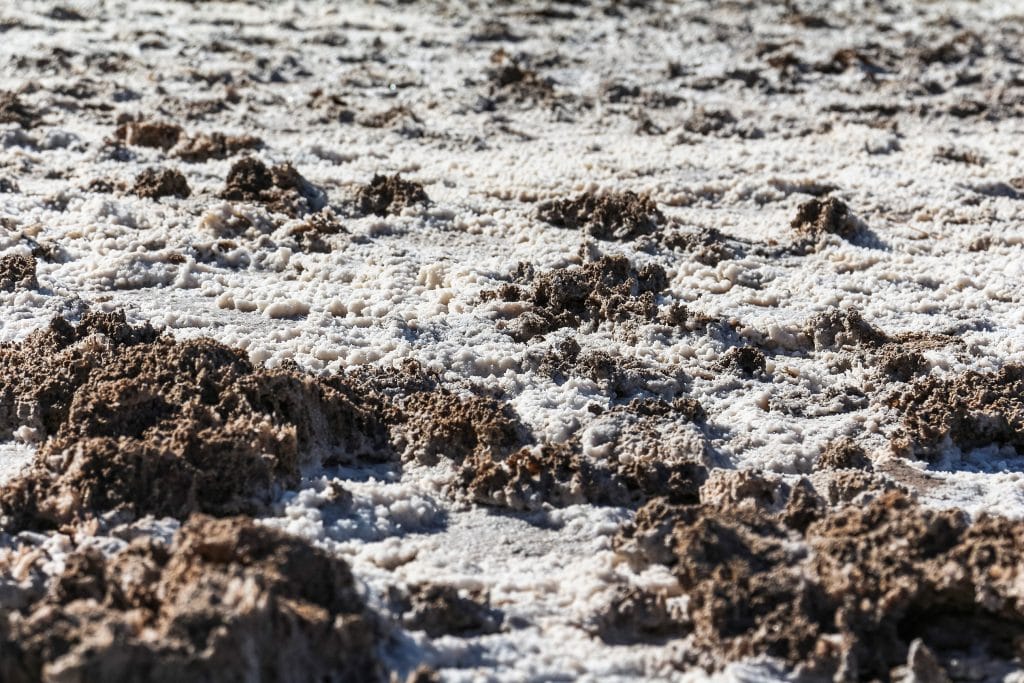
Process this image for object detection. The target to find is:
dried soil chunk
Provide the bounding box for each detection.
[174,131,263,162]
[396,583,502,638]
[132,167,190,200]
[120,120,183,150]
[356,174,429,217]
[0,515,383,682]
[537,191,664,240]
[791,196,857,240]
[815,437,872,471]
[0,254,38,291]
[614,471,1024,678]
[221,157,326,217]
[498,255,667,341]
[806,307,888,350]
[891,364,1024,460]
[0,92,39,129]
[593,587,689,645]
[0,312,388,529]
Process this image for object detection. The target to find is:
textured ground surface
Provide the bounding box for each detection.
[1,0,1024,680]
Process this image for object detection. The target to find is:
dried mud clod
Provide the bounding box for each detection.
[0,92,40,129]
[592,587,690,645]
[806,307,888,350]
[220,157,326,217]
[660,226,745,266]
[174,131,263,162]
[0,312,389,529]
[491,255,667,341]
[890,364,1024,461]
[614,471,1024,679]
[118,120,183,150]
[0,515,383,682]
[487,49,554,103]
[131,167,190,200]
[392,583,503,638]
[355,174,430,217]
[0,254,38,292]
[720,347,766,377]
[537,191,665,241]
[791,196,858,242]
[815,437,873,471]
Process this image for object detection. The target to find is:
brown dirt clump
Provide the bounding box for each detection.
[890,364,1024,461]
[132,167,191,200]
[791,196,857,240]
[355,174,430,217]
[393,583,502,638]
[491,255,667,341]
[119,120,184,150]
[0,312,389,530]
[592,587,690,645]
[0,92,40,129]
[614,471,1024,679]
[220,157,327,217]
[174,131,263,162]
[0,515,383,682]
[660,227,745,266]
[720,347,766,377]
[815,437,872,471]
[537,191,665,240]
[0,254,38,292]
[806,307,888,350]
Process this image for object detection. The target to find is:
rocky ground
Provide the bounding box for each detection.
[1,0,1023,680]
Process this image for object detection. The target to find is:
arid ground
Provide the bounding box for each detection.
[1,1,1024,681]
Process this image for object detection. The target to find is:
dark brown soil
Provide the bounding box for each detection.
[489,255,667,341]
[220,157,326,217]
[592,587,690,645]
[660,227,744,266]
[615,471,1024,679]
[0,312,389,529]
[119,120,184,150]
[132,167,191,200]
[0,514,382,682]
[791,196,857,240]
[0,92,39,129]
[890,364,1024,461]
[806,307,888,350]
[355,174,430,217]
[537,191,664,240]
[393,583,502,638]
[815,437,872,471]
[174,131,263,162]
[0,254,38,292]
[720,347,766,377]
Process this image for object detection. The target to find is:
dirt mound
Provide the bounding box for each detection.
[806,307,888,350]
[174,131,263,162]
[0,515,383,682]
[0,312,389,529]
[132,167,190,200]
[118,120,183,150]
[0,254,38,292]
[0,92,40,129]
[220,157,326,217]
[891,364,1024,461]
[614,471,1024,679]
[393,583,502,638]
[791,196,857,240]
[355,174,430,217]
[537,191,664,240]
[489,256,667,341]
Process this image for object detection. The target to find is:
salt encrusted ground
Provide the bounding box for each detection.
[1,1,1024,680]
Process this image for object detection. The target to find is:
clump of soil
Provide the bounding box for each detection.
[537,191,664,240]
[174,131,263,162]
[394,389,525,467]
[0,311,389,529]
[0,92,40,129]
[660,227,745,266]
[890,364,1024,461]
[487,49,554,102]
[0,254,38,291]
[132,167,191,199]
[392,583,502,638]
[592,587,689,645]
[614,471,1024,679]
[791,196,857,240]
[0,514,383,682]
[462,439,707,512]
[118,120,183,150]
[220,157,327,217]
[720,347,766,377]
[355,174,429,217]
[489,255,667,341]
[815,437,872,471]
[806,307,887,350]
